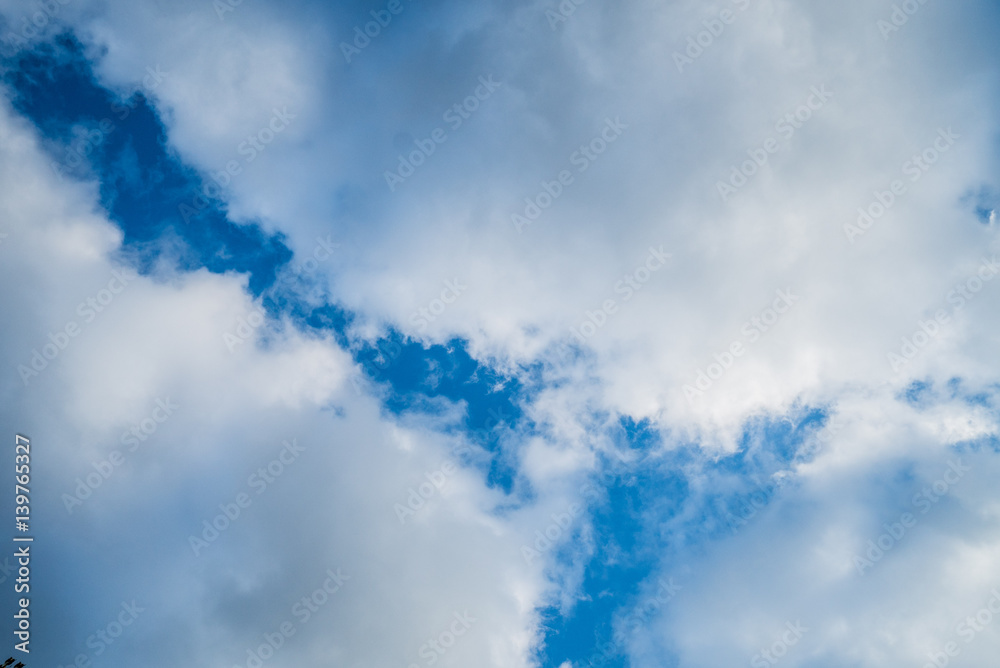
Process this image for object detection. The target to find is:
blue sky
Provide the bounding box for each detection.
[2,1,1000,667]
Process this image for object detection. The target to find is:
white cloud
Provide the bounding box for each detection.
[56,0,1000,441]
[628,418,1000,668]
[4,0,1000,665]
[0,88,558,668]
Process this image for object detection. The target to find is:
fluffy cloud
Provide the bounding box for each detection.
[2,0,1000,666]
[46,0,999,437]
[0,90,553,667]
